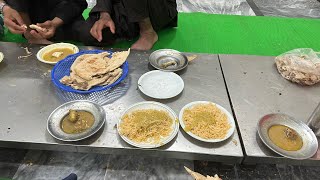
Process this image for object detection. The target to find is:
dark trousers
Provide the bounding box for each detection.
[6,0,86,42]
[0,16,3,38]
[78,0,178,46]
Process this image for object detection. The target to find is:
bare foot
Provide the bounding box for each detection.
[131,31,158,51]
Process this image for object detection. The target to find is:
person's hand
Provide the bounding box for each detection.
[30,17,63,39]
[30,21,56,39]
[2,5,26,34]
[23,31,52,44]
[90,12,115,42]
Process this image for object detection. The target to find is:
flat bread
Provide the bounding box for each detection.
[71,52,111,81]
[21,25,28,30]
[60,75,88,90]
[85,74,111,90]
[60,50,129,91]
[73,55,108,80]
[70,54,96,72]
[100,68,123,86]
[29,24,47,32]
[105,49,130,72]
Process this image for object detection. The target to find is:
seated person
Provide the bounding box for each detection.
[0,16,3,38]
[78,0,178,50]
[1,0,87,44]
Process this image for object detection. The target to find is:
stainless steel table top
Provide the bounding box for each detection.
[219,54,320,165]
[0,42,243,163]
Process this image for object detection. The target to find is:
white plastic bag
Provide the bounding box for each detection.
[275,48,320,85]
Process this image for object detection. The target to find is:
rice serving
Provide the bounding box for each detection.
[119,109,173,144]
[183,103,230,139]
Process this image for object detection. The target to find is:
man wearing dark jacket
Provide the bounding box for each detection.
[78,0,178,50]
[2,0,87,44]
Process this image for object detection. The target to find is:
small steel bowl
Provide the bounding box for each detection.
[47,100,106,142]
[149,49,188,72]
[257,113,318,160]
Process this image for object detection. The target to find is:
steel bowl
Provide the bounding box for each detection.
[47,100,106,141]
[257,113,318,160]
[149,49,188,72]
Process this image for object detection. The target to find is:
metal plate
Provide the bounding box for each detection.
[138,70,184,99]
[47,100,106,141]
[37,43,79,65]
[117,101,179,148]
[179,101,235,143]
[258,113,318,160]
[149,49,188,72]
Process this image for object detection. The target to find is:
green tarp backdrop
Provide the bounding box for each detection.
[1,9,320,56]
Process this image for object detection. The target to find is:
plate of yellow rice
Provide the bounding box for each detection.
[179,101,235,142]
[117,101,179,148]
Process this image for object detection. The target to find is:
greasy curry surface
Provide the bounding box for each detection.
[61,110,95,134]
[268,125,303,151]
[43,48,74,62]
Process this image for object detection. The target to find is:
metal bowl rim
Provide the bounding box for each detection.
[137,70,184,99]
[117,101,179,148]
[149,49,188,72]
[47,100,106,142]
[37,43,79,65]
[179,101,236,143]
[257,113,318,160]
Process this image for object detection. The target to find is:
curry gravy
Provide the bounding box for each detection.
[61,110,95,134]
[43,48,74,62]
[268,125,303,151]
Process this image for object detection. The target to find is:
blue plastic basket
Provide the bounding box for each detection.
[51,49,129,94]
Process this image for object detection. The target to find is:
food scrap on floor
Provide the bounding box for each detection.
[185,166,222,180]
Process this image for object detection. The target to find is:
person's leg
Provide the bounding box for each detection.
[122,0,157,50]
[74,16,116,46]
[130,17,158,50]
[122,0,177,50]
[147,0,178,30]
[0,15,3,38]
[49,16,82,42]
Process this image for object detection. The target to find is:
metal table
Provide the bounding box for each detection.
[0,42,243,163]
[219,54,320,165]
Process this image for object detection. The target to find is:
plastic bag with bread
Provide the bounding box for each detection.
[275,48,320,85]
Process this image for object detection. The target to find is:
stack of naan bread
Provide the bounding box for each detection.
[60,49,130,90]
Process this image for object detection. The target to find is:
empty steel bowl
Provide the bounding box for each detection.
[149,49,188,72]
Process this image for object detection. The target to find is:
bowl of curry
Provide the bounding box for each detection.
[47,100,105,141]
[257,113,318,160]
[37,43,79,65]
